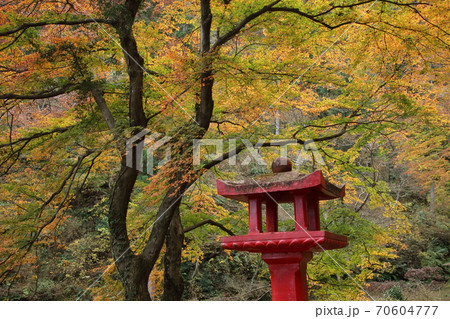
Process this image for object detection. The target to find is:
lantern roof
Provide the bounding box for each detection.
[216,158,345,203]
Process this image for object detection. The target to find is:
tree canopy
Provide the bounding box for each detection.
[0,0,448,300]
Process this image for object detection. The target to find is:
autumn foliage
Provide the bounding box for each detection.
[0,0,448,300]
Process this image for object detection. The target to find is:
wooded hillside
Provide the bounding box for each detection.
[0,0,448,300]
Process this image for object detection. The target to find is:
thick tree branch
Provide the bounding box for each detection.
[266,7,354,30]
[212,0,282,51]
[141,179,189,268]
[0,18,116,37]
[200,0,212,54]
[105,0,150,301]
[0,84,77,100]
[270,0,432,30]
[91,89,116,130]
[212,0,433,50]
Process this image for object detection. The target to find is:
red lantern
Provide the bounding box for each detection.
[217,158,348,301]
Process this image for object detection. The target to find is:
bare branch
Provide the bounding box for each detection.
[313,0,375,17]
[313,1,429,18]
[355,193,370,212]
[404,3,449,36]
[0,149,99,283]
[35,148,97,219]
[201,143,246,170]
[183,219,235,236]
[210,119,243,127]
[0,126,73,177]
[0,126,73,149]
[0,29,26,51]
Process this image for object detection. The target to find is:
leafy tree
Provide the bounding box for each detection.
[0,0,448,300]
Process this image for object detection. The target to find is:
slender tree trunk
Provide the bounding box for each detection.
[162,208,185,300]
[196,0,214,130]
[430,183,435,214]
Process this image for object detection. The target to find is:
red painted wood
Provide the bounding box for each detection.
[220,231,348,253]
[265,198,278,232]
[216,170,345,202]
[248,196,262,233]
[217,162,348,301]
[293,193,308,231]
[262,252,313,301]
[307,196,320,230]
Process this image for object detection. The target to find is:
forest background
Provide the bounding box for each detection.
[0,0,448,300]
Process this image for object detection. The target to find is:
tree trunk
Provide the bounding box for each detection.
[107,1,152,300]
[106,0,215,300]
[108,156,152,300]
[196,0,214,130]
[122,255,152,300]
[162,208,185,300]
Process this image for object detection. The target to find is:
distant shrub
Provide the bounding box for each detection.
[384,285,404,301]
[404,267,446,282]
[368,281,397,293]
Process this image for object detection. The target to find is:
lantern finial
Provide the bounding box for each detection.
[271,157,292,173]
